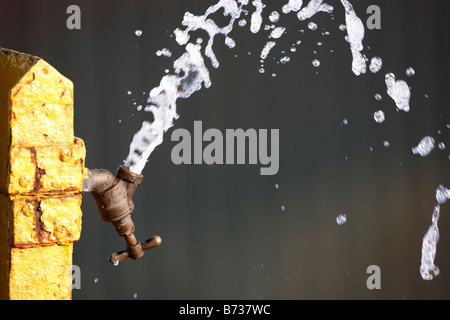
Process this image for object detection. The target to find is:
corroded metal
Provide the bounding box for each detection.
[82,166,161,265]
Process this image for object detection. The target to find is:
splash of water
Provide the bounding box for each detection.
[250,0,264,34]
[412,136,435,157]
[341,0,366,76]
[126,41,212,174]
[420,185,450,280]
[123,0,446,283]
[260,41,276,60]
[125,0,245,173]
[125,0,412,176]
[297,0,333,21]
[385,73,411,112]
[124,0,347,175]
[282,0,303,14]
[156,48,172,57]
[270,26,286,39]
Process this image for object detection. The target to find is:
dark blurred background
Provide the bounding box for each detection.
[1,0,450,299]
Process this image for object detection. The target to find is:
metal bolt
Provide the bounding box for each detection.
[21,203,35,217]
[19,176,29,188]
[54,226,66,239]
[59,148,72,162]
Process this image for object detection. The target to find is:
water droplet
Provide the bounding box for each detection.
[412,136,435,157]
[275,183,279,189]
[238,19,247,27]
[369,56,382,73]
[133,293,138,299]
[250,1,264,33]
[436,185,450,204]
[270,27,285,39]
[375,93,382,101]
[156,48,172,57]
[373,110,385,123]
[385,73,411,112]
[174,28,190,45]
[406,67,415,77]
[339,24,346,31]
[269,11,280,23]
[282,0,303,14]
[94,278,99,283]
[308,22,318,31]
[260,41,276,60]
[290,46,296,52]
[224,36,236,49]
[113,259,119,266]
[420,193,445,280]
[312,59,320,67]
[336,214,347,225]
[421,265,440,281]
[320,4,334,14]
[281,4,290,14]
[439,142,446,150]
[137,105,142,111]
[127,91,132,95]
[383,141,390,148]
[272,73,277,78]
[135,29,142,37]
[280,56,290,64]
[342,118,348,125]
[259,68,265,74]
[281,205,285,211]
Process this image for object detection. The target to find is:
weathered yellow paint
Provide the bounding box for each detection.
[9,245,73,300]
[0,48,86,300]
[10,58,74,147]
[12,194,83,247]
[8,139,86,195]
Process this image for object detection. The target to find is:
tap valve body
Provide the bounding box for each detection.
[82,166,161,265]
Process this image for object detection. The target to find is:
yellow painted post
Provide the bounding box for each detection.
[0,48,86,300]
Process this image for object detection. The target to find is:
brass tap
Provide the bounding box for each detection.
[82,166,161,265]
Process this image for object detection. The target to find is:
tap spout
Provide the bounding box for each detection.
[82,166,161,264]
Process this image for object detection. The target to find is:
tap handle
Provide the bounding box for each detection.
[108,235,162,266]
